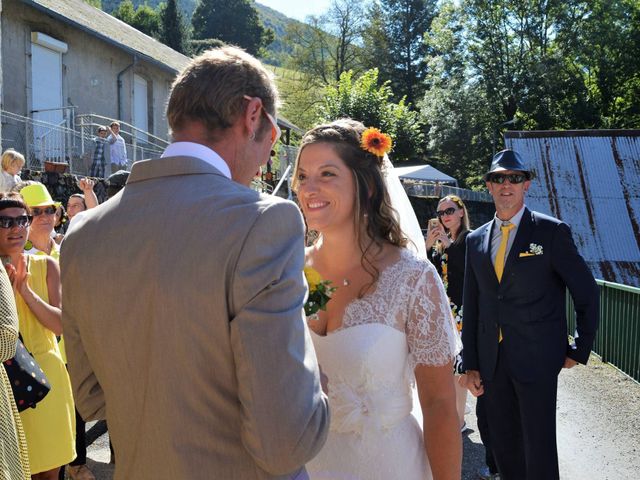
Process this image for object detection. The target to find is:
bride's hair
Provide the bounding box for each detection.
[293,118,407,289]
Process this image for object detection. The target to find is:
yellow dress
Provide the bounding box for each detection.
[27,244,67,364]
[16,255,75,474]
[0,265,30,480]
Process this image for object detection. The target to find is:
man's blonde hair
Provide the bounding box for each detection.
[166,46,279,140]
[1,149,25,171]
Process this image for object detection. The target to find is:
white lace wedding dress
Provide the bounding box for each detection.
[307,249,459,480]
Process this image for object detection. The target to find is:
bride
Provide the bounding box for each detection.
[292,119,462,479]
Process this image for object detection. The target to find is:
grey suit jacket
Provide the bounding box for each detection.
[61,155,329,480]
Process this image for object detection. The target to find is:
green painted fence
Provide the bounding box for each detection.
[567,280,640,382]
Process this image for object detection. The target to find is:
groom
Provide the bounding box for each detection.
[61,47,329,479]
[462,149,599,480]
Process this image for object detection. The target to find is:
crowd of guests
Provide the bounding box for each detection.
[0,156,128,480]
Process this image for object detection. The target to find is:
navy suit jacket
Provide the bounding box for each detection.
[461,208,599,383]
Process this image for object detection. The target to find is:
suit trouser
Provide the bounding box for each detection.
[483,345,559,480]
[476,395,498,475]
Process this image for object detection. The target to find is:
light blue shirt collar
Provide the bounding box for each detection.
[493,204,526,230]
[161,142,232,179]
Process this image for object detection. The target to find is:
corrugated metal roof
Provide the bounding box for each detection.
[22,0,190,73]
[505,130,640,287]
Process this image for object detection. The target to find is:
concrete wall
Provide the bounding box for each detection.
[1,0,176,141]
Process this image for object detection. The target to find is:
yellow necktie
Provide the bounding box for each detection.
[495,223,515,282]
[495,223,515,342]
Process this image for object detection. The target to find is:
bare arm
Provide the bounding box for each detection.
[416,362,462,480]
[15,255,62,335]
[79,178,99,209]
[407,262,462,479]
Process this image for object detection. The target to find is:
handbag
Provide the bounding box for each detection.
[3,335,51,411]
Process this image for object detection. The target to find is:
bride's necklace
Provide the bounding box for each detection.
[342,278,350,287]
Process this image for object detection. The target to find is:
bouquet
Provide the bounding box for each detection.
[303,266,336,318]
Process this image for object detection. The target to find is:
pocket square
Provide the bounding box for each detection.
[519,252,535,257]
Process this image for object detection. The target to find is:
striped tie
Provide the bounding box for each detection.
[496,222,515,342]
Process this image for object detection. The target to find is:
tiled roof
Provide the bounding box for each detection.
[23,0,190,73]
[505,130,640,287]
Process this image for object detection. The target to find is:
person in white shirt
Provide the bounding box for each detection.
[106,121,128,173]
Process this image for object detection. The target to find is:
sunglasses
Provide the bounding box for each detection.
[488,173,527,184]
[0,215,32,229]
[31,206,57,216]
[436,207,458,218]
[244,95,282,150]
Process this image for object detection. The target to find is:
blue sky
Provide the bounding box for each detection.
[257,0,334,22]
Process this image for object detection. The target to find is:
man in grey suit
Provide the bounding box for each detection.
[61,47,329,480]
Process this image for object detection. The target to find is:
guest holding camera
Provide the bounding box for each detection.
[426,195,470,430]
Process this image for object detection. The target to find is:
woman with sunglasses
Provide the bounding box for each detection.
[15,184,60,261]
[425,195,471,432]
[0,193,75,480]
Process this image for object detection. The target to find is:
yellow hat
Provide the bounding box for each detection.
[20,183,60,208]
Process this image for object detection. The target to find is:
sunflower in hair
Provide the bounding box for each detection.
[361,127,393,157]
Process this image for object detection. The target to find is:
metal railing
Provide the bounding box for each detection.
[1,110,168,176]
[567,280,640,382]
[403,181,493,202]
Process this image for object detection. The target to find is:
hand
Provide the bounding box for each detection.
[465,370,484,397]
[4,262,16,286]
[79,177,95,192]
[563,357,578,369]
[437,231,452,248]
[425,228,441,250]
[13,254,30,297]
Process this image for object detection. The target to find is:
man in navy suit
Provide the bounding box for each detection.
[462,149,599,480]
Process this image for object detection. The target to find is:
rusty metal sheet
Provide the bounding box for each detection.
[505,131,640,287]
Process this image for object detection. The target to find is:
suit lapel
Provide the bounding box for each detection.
[481,220,499,285]
[504,208,534,278]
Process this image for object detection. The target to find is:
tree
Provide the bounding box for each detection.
[361,0,438,105]
[112,0,161,39]
[317,69,425,162]
[160,0,190,54]
[420,1,494,189]
[191,0,273,56]
[285,0,365,87]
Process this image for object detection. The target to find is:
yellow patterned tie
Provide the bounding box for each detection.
[496,223,515,342]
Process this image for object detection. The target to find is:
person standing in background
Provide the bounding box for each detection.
[106,122,127,174]
[89,127,108,178]
[462,149,599,480]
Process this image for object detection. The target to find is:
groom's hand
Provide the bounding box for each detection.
[465,370,484,397]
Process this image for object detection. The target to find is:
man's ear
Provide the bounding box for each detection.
[243,97,262,137]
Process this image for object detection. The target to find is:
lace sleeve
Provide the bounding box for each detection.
[405,261,461,370]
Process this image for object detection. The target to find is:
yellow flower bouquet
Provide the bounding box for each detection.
[303,266,336,317]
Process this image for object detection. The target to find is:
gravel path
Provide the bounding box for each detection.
[79,354,640,479]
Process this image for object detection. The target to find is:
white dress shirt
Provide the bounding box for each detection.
[161,142,231,180]
[490,205,526,266]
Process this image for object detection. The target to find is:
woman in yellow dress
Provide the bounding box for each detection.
[0,193,75,480]
[0,262,30,479]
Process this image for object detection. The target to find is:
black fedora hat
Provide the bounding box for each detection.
[483,149,534,180]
